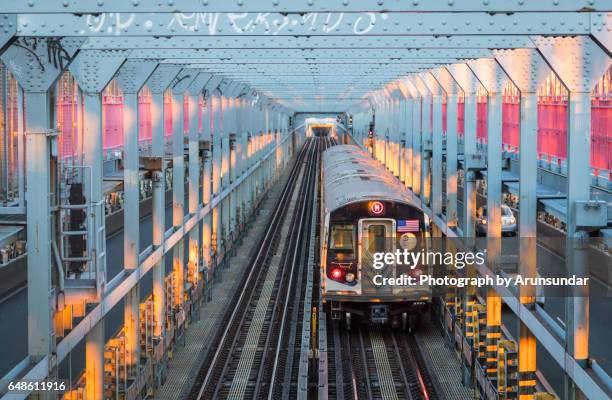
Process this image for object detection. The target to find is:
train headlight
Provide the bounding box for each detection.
[345,273,355,283]
[410,268,424,278]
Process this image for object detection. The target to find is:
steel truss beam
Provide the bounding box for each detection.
[125,48,493,59]
[3,1,610,13]
[80,35,536,50]
[15,12,590,36]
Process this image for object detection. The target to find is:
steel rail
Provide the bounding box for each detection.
[251,138,317,399]
[192,138,311,399]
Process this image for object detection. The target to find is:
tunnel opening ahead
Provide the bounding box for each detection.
[310,125,331,137]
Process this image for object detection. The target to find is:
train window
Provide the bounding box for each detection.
[366,224,387,254]
[330,224,355,251]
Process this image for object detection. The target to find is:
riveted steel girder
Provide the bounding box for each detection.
[591,12,612,53]
[79,35,536,50]
[0,37,84,92]
[446,63,483,95]
[15,12,590,37]
[408,74,431,97]
[203,75,223,94]
[170,69,197,95]
[420,72,444,96]
[430,67,462,95]
[396,79,419,99]
[0,14,16,50]
[532,35,612,93]
[128,48,492,60]
[467,58,508,94]
[114,59,158,94]
[69,49,128,93]
[493,48,551,93]
[186,71,213,95]
[4,0,611,13]
[146,63,183,94]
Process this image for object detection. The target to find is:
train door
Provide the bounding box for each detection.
[358,218,395,295]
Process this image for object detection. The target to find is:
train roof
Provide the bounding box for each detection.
[322,144,416,213]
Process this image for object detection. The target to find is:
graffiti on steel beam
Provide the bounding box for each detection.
[12,37,72,73]
[83,12,386,36]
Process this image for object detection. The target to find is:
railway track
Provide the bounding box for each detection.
[189,137,321,399]
[326,321,440,400]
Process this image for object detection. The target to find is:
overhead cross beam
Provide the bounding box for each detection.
[79,35,536,50]
[126,48,492,59]
[3,0,610,13]
[15,12,590,37]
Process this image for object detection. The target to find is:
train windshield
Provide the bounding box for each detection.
[330,224,355,251]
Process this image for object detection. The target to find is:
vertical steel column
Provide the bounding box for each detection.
[447,64,481,238]
[117,60,157,375]
[395,98,402,177]
[445,94,459,226]
[412,96,422,196]
[519,92,539,398]
[151,168,165,335]
[85,319,104,400]
[147,64,181,339]
[182,72,212,291]
[470,58,509,388]
[386,99,391,168]
[151,90,166,337]
[421,93,431,205]
[211,92,222,259]
[220,93,231,246]
[398,97,406,183]
[235,96,246,227]
[201,93,212,274]
[486,92,503,261]
[404,96,414,189]
[69,48,126,398]
[24,92,53,358]
[229,97,238,231]
[564,91,592,374]
[83,91,106,400]
[496,48,556,399]
[123,91,141,372]
[188,92,200,288]
[431,94,443,215]
[463,94,478,238]
[83,92,106,287]
[1,39,83,373]
[532,36,612,399]
[468,58,507,267]
[172,88,186,306]
[202,150,212,267]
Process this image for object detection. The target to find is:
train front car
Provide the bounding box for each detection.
[321,145,432,329]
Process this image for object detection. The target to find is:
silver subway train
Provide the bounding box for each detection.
[320,144,432,329]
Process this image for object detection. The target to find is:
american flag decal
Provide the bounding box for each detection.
[397,219,420,232]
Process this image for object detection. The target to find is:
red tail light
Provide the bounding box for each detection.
[330,267,344,280]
